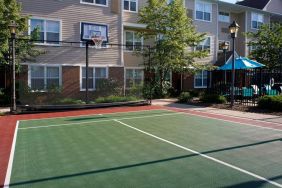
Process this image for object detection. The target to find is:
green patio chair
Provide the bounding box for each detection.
[242,87,253,97]
[265,85,278,96]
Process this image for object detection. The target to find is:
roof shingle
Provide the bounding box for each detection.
[236,0,270,10]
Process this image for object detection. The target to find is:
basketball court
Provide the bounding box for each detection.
[1,106,282,188]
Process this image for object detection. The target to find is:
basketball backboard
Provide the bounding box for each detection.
[81,22,108,43]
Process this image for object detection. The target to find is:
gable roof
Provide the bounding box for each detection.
[236,0,270,10]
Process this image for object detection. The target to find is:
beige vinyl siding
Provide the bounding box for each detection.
[187,0,218,64]
[245,11,270,56]
[19,0,122,66]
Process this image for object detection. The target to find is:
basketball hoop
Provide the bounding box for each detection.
[91,36,105,49]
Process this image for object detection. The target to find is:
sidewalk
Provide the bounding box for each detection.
[152,99,282,125]
[0,107,9,114]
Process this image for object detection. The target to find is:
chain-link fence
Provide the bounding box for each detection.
[10,39,153,109]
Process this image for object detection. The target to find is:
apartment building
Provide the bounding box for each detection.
[16,0,282,100]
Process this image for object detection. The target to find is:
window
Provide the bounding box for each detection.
[167,0,174,4]
[195,1,212,21]
[81,0,107,6]
[196,37,211,53]
[81,67,108,90]
[126,69,144,88]
[30,18,60,44]
[29,65,61,91]
[125,31,143,51]
[249,45,258,53]
[194,70,208,88]
[124,0,137,12]
[251,12,263,29]
[218,40,230,51]
[218,11,230,23]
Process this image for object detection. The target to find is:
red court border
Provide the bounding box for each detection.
[0,105,281,188]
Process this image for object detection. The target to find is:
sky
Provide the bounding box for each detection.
[220,0,237,3]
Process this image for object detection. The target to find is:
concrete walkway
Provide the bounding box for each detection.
[152,99,282,125]
[0,107,9,114]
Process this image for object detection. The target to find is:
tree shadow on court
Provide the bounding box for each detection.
[6,138,281,187]
[66,116,108,121]
[223,175,282,188]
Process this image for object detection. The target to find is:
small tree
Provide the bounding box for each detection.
[0,0,41,66]
[246,23,282,69]
[138,0,211,97]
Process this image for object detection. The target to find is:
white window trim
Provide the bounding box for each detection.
[195,36,212,55]
[123,0,138,13]
[80,66,109,91]
[124,30,144,52]
[218,11,230,23]
[194,70,208,89]
[124,67,144,89]
[28,17,62,46]
[28,64,62,92]
[218,40,230,52]
[195,0,212,22]
[80,0,108,7]
[251,12,264,30]
[79,22,109,48]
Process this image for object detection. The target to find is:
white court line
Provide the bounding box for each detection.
[19,109,165,122]
[18,112,184,130]
[3,121,19,188]
[164,108,282,132]
[114,119,282,188]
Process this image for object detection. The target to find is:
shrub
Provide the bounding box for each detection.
[258,95,282,111]
[53,98,86,105]
[200,94,227,104]
[178,92,192,103]
[95,95,140,103]
[188,90,200,97]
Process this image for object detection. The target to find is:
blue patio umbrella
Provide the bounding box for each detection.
[218,57,265,70]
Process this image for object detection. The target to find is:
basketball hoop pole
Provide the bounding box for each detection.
[85,41,89,104]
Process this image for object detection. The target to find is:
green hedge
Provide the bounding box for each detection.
[258,95,282,111]
[95,96,140,104]
[200,94,227,104]
[53,98,86,105]
[178,92,193,103]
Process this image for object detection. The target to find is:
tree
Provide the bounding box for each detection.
[246,23,282,69]
[138,0,211,96]
[0,0,40,66]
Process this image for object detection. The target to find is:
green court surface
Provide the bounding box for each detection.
[7,110,282,187]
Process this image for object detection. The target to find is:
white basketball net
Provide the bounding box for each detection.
[91,36,104,49]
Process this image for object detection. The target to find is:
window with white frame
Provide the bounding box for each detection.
[29,65,61,91]
[30,18,60,44]
[196,37,211,53]
[218,11,230,23]
[194,70,208,88]
[251,12,263,29]
[196,1,212,21]
[167,0,174,4]
[249,45,258,53]
[218,40,230,51]
[81,0,107,6]
[81,67,108,90]
[126,69,144,88]
[124,0,137,12]
[125,31,143,51]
